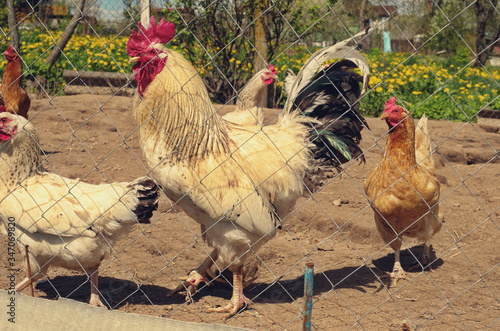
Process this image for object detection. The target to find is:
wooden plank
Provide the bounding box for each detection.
[63,70,135,87]
[478,108,500,119]
[64,85,136,96]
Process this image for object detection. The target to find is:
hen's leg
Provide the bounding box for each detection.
[409,241,432,271]
[208,265,252,320]
[167,249,218,302]
[390,249,407,284]
[421,242,431,265]
[88,266,107,308]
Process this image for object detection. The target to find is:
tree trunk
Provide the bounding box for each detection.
[6,0,19,52]
[44,0,87,70]
[474,0,497,67]
[357,0,372,51]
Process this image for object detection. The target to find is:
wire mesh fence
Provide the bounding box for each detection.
[1,0,499,330]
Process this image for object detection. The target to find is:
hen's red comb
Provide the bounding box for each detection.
[384,97,398,110]
[267,64,278,75]
[0,105,6,112]
[127,17,175,57]
[3,45,17,57]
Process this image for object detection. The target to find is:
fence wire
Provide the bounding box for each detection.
[1,0,499,330]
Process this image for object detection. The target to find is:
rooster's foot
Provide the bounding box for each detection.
[208,295,252,320]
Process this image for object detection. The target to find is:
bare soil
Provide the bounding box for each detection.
[1,94,499,330]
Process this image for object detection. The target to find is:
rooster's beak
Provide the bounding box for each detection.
[129,56,140,64]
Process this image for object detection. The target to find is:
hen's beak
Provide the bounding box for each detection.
[129,56,140,64]
[380,112,388,120]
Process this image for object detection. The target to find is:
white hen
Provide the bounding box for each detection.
[0,112,159,307]
[222,65,278,126]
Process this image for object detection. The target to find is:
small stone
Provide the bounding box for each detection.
[333,199,342,206]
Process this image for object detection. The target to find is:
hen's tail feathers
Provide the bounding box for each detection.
[415,114,436,175]
[127,177,160,222]
[284,29,371,169]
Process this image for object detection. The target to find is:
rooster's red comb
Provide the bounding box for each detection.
[127,17,175,57]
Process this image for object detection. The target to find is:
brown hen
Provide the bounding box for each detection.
[364,97,443,284]
[0,46,31,119]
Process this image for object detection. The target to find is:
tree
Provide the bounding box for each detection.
[6,0,19,52]
[44,0,87,70]
[123,0,141,21]
[474,0,499,67]
[162,0,325,104]
[425,0,475,58]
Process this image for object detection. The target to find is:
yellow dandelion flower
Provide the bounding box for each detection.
[412,91,422,95]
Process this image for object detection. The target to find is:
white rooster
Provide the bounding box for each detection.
[127,17,370,317]
[0,111,160,307]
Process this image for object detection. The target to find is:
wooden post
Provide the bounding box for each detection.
[254,1,269,107]
[141,0,151,28]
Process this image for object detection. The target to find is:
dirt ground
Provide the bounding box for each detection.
[1,94,499,330]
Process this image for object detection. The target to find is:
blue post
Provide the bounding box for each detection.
[383,31,392,53]
[303,262,314,331]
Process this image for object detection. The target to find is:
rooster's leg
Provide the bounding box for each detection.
[88,266,107,308]
[167,249,218,302]
[208,265,252,320]
[389,250,407,285]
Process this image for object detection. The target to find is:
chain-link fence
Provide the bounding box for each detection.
[1,0,499,330]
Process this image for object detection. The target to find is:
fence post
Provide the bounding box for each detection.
[303,262,314,331]
[254,0,269,107]
[141,0,151,28]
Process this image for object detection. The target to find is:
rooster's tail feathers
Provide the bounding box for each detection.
[282,29,371,169]
[284,28,371,112]
[288,57,370,168]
